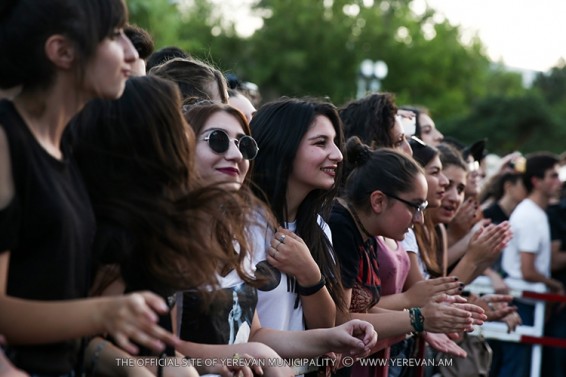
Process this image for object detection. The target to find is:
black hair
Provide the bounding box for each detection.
[250,96,346,311]
[409,137,439,169]
[124,24,154,60]
[523,152,559,194]
[436,143,467,172]
[344,137,424,211]
[339,93,398,149]
[479,172,523,203]
[0,0,127,90]
[145,46,189,72]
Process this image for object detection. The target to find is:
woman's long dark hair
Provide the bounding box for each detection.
[71,76,252,296]
[0,0,128,90]
[250,97,346,312]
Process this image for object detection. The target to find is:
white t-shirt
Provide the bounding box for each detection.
[502,198,551,280]
[401,228,430,279]
[250,213,333,332]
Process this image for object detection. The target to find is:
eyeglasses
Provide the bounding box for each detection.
[201,129,259,160]
[384,192,428,218]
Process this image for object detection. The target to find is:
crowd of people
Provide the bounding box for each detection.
[0,1,565,377]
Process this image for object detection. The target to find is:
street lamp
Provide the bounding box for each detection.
[357,59,388,99]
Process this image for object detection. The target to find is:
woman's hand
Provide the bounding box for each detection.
[405,276,463,307]
[267,227,321,286]
[325,319,378,359]
[466,222,512,266]
[467,294,516,322]
[96,292,179,355]
[420,294,486,334]
[423,332,466,357]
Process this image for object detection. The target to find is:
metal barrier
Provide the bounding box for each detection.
[467,276,566,377]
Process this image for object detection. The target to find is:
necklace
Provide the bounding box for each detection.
[345,201,374,239]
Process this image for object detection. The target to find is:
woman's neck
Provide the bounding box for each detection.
[14,80,86,159]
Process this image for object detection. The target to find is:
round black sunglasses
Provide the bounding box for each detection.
[201,129,259,160]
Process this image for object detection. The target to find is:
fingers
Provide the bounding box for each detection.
[139,291,170,316]
[117,293,178,354]
[481,294,513,304]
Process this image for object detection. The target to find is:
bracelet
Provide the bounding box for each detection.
[89,340,109,376]
[408,307,425,333]
[297,276,326,296]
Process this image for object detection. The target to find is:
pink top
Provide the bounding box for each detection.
[376,236,410,295]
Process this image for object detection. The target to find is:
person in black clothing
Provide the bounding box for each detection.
[0,1,178,375]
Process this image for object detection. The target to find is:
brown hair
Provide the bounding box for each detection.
[72,76,253,296]
[150,57,228,103]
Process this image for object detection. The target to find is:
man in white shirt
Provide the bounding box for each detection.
[497,152,564,377]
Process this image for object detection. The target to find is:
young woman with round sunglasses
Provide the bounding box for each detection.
[177,101,377,376]
[0,1,180,374]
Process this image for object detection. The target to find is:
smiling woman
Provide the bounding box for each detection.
[249,97,347,336]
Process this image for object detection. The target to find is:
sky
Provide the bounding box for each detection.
[414,0,566,72]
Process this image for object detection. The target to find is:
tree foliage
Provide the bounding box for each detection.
[125,0,565,154]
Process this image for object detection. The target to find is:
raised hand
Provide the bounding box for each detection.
[405,276,463,307]
[267,227,321,286]
[420,294,486,334]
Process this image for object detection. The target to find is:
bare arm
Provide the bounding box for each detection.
[521,252,564,293]
[250,312,376,359]
[0,253,177,354]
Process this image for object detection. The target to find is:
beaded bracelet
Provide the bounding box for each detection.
[408,307,425,333]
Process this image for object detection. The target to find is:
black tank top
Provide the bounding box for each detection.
[0,100,95,374]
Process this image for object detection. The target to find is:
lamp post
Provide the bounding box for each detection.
[356,59,388,99]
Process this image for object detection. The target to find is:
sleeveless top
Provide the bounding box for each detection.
[0,100,95,374]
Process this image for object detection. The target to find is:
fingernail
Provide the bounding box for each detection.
[454,277,459,281]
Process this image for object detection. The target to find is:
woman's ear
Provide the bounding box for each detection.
[369,190,386,214]
[44,35,76,70]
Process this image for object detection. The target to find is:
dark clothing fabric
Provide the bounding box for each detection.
[329,202,381,310]
[329,202,381,377]
[547,200,566,286]
[482,203,509,225]
[482,202,510,276]
[0,100,95,373]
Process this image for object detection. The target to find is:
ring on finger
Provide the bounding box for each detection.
[275,241,282,251]
[278,234,286,244]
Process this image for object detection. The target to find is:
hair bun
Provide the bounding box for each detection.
[0,0,18,19]
[345,136,372,168]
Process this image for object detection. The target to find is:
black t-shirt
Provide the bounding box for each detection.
[482,203,509,276]
[328,202,381,310]
[482,203,509,225]
[547,200,566,286]
[0,100,95,373]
